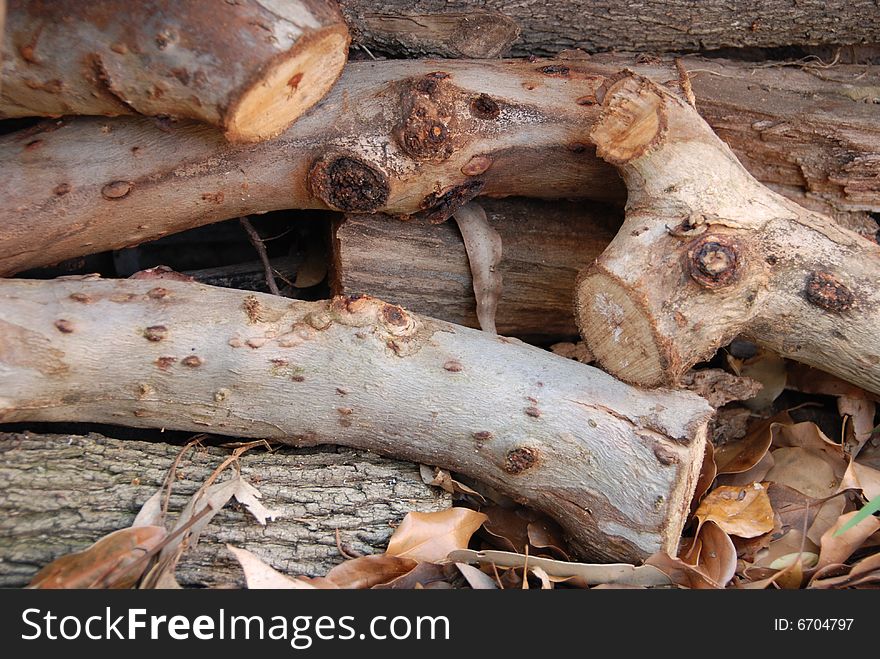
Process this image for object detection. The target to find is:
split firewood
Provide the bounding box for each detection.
[336,1,880,57]
[0,431,450,588]
[575,71,880,397]
[0,277,713,562]
[0,0,350,142]
[2,55,878,275]
[333,198,620,341]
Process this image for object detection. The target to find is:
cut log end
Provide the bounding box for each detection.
[575,268,674,388]
[224,27,350,143]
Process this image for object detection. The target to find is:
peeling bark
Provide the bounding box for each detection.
[0,55,876,275]
[0,431,450,588]
[0,278,712,562]
[1,0,350,142]
[575,71,880,396]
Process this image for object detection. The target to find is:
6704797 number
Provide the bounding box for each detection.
[774,619,854,631]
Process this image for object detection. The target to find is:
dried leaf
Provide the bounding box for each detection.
[806,496,847,546]
[810,551,880,589]
[324,555,418,589]
[769,552,818,571]
[450,549,673,587]
[530,566,553,589]
[689,521,737,587]
[833,494,880,537]
[226,545,317,589]
[132,490,165,528]
[456,563,498,589]
[28,526,166,589]
[838,395,876,458]
[386,508,487,563]
[644,552,720,589]
[680,368,762,408]
[754,529,818,569]
[690,441,716,512]
[817,510,880,570]
[372,562,459,589]
[453,202,502,334]
[419,465,485,501]
[717,451,775,488]
[694,483,775,538]
[526,518,571,560]
[766,449,843,499]
[839,461,880,500]
[786,363,873,399]
[737,349,786,410]
[766,483,823,534]
[714,416,777,475]
[480,505,531,553]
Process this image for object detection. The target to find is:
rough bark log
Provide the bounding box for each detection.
[332,199,620,341]
[0,431,451,588]
[0,278,713,562]
[1,0,350,142]
[574,71,880,397]
[1,55,877,276]
[336,1,880,57]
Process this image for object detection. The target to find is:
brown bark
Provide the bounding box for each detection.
[574,71,880,397]
[332,199,620,342]
[1,55,876,276]
[0,431,451,588]
[0,278,712,562]
[1,0,350,142]
[337,1,880,57]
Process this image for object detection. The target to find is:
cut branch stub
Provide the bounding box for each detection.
[0,277,713,563]
[575,72,880,395]
[1,0,351,142]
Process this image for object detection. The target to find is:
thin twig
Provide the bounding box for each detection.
[239,216,281,296]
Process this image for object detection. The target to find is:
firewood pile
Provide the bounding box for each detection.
[1,1,878,590]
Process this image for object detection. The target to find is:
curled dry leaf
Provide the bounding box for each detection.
[838,460,880,500]
[838,395,876,458]
[372,562,459,590]
[714,415,779,475]
[694,483,775,538]
[733,349,786,411]
[766,483,822,534]
[806,496,847,546]
[786,363,874,400]
[810,551,880,589]
[680,368,762,408]
[385,508,488,563]
[480,505,532,553]
[226,545,319,589]
[325,554,418,589]
[449,549,673,587]
[689,441,716,512]
[817,510,880,570]
[419,465,485,501]
[685,521,737,587]
[456,562,498,589]
[526,518,571,560]
[28,526,166,589]
[754,529,819,570]
[452,202,503,334]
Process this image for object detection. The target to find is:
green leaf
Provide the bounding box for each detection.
[833,494,880,537]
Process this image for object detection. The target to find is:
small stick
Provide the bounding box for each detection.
[239,217,281,296]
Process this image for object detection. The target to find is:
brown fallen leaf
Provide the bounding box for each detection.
[786,363,876,400]
[838,460,880,500]
[689,441,717,512]
[717,451,775,488]
[480,505,532,553]
[714,415,780,475]
[385,508,487,563]
[456,562,499,589]
[452,202,503,334]
[810,551,880,589]
[372,562,459,589]
[28,526,166,589]
[817,510,880,570]
[838,395,876,458]
[754,529,819,570]
[731,349,786,411]
[419,464,486,502]
[694,483,775,538]
[644,552,720,589]
[325,554,418,589]
[526,518,571,560]
[449,549,672,587]
[766,483,823,534]
[226,545,320,589]
[685,521,737,587]
[806,496,847,546]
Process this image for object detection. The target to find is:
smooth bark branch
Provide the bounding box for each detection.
[1,55,877,275]
[1,0,350,142]
[575,72,880,396]
[332,199,620,341]
[0,432,450,587]
[0,278,712,562]
[336,1,880,57]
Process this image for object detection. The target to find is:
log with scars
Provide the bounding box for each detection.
[0,0,350,142]
[1,55,878,276]
[575,72,880,396]
[0,277,713,563]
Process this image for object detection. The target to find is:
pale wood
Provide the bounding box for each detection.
[0,431,450,588]
[575,71,880,397]
[0,278,712,562]
[1,0,350,142]
[1,55,876,275]
[332,198,620,341]
[337,0,880,57]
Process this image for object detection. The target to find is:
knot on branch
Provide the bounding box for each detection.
[687,235,741,289]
